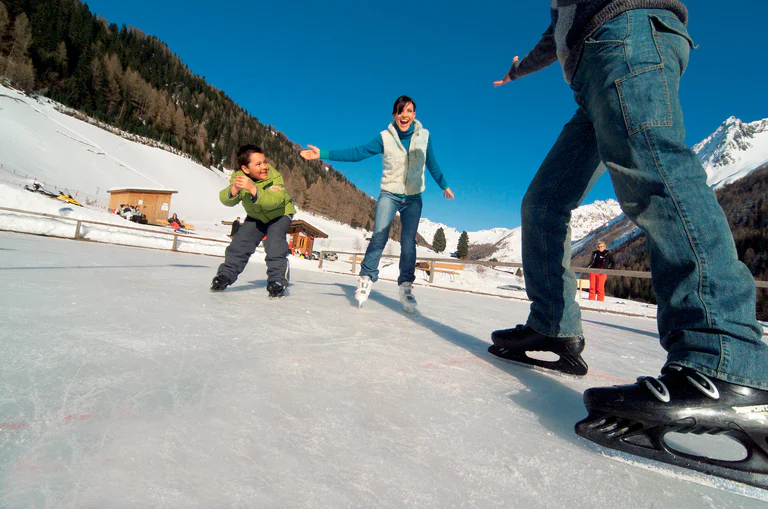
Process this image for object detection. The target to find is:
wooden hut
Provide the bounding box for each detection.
[107,188,178,225]
[288,219,328,256]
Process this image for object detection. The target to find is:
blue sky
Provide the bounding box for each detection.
[82,1,768,232]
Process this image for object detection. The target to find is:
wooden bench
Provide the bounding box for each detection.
[347,255,365,263]
[416,261,465,282]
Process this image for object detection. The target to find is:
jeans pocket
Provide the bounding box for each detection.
[650,15,693,74]
[615,64,672,136]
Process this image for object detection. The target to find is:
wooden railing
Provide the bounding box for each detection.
[2,206,765,290]
[318,250,768,289]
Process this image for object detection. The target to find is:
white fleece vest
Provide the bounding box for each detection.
[380,120,430,195]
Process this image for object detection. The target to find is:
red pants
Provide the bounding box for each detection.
[588,273,607,301]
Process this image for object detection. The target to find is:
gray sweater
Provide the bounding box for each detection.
[507,0,688,84]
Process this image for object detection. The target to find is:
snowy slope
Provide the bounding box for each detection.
[695,116,768,188]
[0,84,438,258]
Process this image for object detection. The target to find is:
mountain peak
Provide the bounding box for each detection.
[693,116,768,188]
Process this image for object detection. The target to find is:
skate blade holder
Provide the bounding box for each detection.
[576,415,768,496]
[487,344,588,378]
[578,438,768,502]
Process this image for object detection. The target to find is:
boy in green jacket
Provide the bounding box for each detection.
[211,144,296,298]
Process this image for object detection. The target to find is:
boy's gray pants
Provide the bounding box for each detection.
[216,215,291,286]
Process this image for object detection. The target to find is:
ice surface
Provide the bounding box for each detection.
[1,232,765,508]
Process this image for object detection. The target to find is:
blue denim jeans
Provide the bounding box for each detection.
[361,191,422,285]
[522,9,768,388]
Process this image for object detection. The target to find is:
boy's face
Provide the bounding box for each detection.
[392,102,416,132]
[241,152,269,181]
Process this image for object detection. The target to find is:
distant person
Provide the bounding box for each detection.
[229,217,241,238]
[168,213,183,232]
[587,241,615,301]
[488,1,768,486]
[300,95,454,313]
[130,205,147,224]
[210,144,295,298]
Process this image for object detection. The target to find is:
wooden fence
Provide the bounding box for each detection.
[318,250,768,289]
[0,206,229,252]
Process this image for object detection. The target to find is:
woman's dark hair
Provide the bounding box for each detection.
[392,95,416,115]
[236,144,264,170]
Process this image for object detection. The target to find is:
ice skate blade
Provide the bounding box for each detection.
[487,344,588,378]
[577,438,768,501]
[576,415,768,493]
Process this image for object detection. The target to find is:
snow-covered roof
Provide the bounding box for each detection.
[107,187,178,194]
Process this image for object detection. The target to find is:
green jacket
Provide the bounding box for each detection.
[219,166,296,222]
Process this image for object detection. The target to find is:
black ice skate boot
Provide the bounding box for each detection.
[267,281,286,299]
[575,364,768,489]
[488,324,588,377]
[210,275,231,292]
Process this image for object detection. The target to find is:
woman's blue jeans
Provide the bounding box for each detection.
[521,9,768,388]
[360,191,422,285]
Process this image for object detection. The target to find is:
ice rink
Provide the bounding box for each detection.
[1,232,765,508]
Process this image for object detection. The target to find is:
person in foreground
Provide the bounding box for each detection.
[211,144,295,298]
[491,1,768,488]
[300,95,454,312]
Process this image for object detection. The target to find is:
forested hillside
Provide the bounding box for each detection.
[0,0,425,244]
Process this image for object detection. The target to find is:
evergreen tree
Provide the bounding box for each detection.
[0,3,9,48]
[432,227,447,253]
[457,231,470,259]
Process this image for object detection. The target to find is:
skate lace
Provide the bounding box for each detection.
[639,365,720,403]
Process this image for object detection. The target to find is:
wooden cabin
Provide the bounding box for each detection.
[288,220,328,256]
[107,188,178,225]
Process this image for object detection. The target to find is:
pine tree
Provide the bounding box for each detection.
[0,3,9,49]
[457,231,470,259]
[432,227,447,253]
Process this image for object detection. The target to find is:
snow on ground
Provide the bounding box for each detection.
[1,231,766,509]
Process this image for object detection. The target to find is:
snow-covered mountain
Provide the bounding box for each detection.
[574,116,768,257]
[419,199,622,263]
[694,116,768,188]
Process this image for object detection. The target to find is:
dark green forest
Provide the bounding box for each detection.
[0,0,426,244]
[572,165,768,320]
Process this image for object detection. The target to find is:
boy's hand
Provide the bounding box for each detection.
[443,188,455,200]
[300,145,321,160]
[234,175,258,197]
[493,56,518,87]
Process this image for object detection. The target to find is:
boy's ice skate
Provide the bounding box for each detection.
[355,276,372,308]
[575,364,768,489]
[399,282,417,313]
[210,275,231,292]
[488,324,588,377]
[267,281,286,299]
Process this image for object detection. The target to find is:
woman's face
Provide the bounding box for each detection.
[392,102,416,132]
[597,243,606,251]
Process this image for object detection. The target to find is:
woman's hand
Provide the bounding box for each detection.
[300,145,321,160]
[443,188,455,200]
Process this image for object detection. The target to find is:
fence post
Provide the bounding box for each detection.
[319,251,324,269]
[74,221,82,240]
[429,261,435,284]
[351,254,357,274]
[172,234,178,252]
